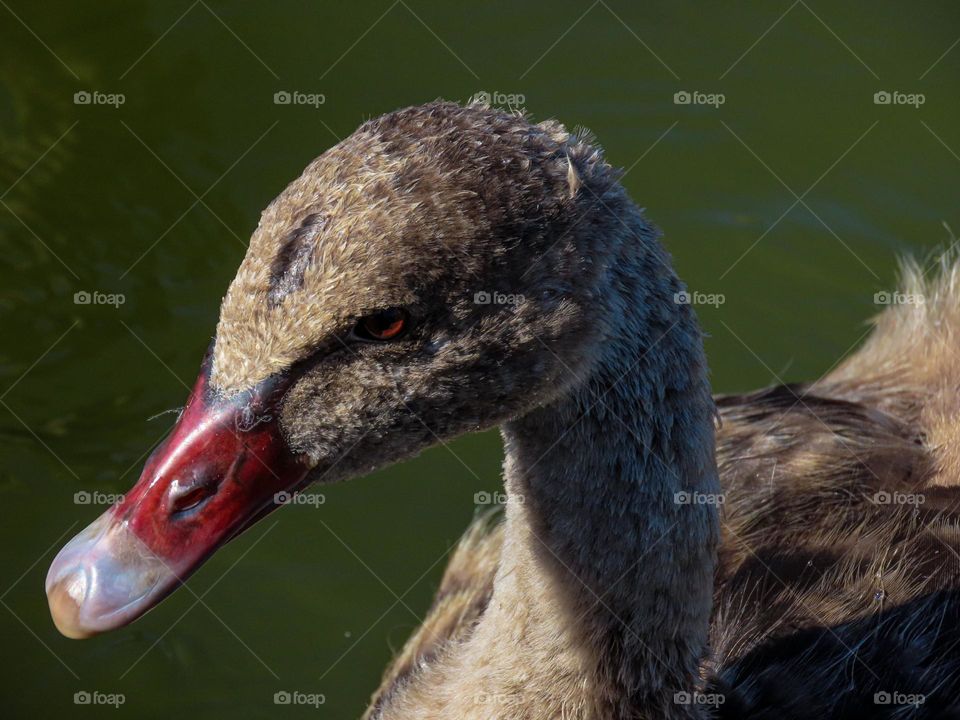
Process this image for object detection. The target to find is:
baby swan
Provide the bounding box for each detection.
[47,101,960,720]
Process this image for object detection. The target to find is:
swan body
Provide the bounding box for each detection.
[46,101,960,719]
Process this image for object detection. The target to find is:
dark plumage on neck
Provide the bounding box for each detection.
[500,202,720,719]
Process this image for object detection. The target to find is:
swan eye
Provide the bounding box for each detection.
[353,308,410,342]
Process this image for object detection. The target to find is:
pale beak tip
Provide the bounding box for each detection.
[46,569,97,640]
[45,512,182,639]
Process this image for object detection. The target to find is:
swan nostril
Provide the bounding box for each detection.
[168,480,219,516]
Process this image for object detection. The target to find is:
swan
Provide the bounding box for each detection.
[46,101,960,719]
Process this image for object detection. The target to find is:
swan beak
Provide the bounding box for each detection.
[45,512,176,639]
[46,361,310,638]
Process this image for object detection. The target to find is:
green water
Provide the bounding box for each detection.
[1,1,958,717]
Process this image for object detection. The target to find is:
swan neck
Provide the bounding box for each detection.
[499,236,720,718]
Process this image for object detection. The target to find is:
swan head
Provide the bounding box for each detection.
[47,101,649,638]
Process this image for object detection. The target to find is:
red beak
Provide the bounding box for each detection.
[45,353,310,638]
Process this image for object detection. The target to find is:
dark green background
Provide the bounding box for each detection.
[1,1,958,717]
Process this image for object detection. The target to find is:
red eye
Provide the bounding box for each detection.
[355,308,409,341]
